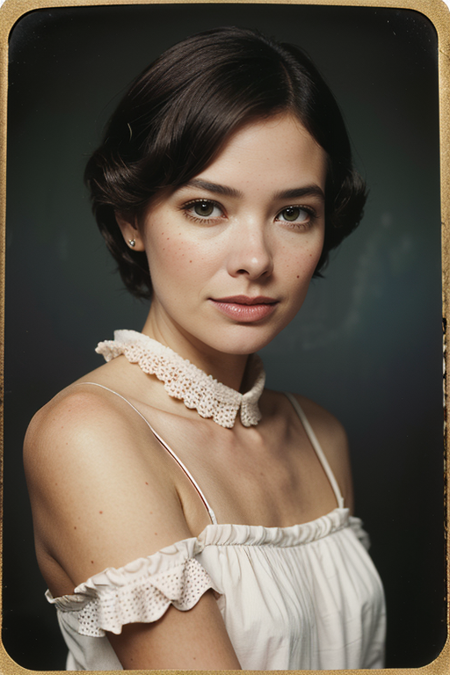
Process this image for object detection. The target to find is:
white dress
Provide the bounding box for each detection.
[46,386,386,670]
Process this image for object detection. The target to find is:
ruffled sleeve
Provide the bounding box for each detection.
[46,537,219,637]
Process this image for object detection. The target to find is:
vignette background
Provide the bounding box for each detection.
[4,3,446,669]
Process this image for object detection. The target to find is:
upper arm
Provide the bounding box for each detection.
[24,388,241,669]
[24,388,192,591]
[294,395,354,513]
[108,593,241,669]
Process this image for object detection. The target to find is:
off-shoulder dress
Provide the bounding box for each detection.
[45,382,386,671]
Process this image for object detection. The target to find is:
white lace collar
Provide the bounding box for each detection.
[96,330,266,429]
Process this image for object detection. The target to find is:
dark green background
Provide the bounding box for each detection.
[4,3,446,669]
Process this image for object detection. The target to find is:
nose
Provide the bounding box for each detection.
[226,222,274,280]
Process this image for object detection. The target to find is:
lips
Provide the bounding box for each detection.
[214,295,277,305]
[210,295,279,321]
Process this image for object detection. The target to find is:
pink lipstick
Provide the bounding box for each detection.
[210,295,278,322]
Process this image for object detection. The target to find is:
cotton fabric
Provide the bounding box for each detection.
[45,357,386,670]
[47,508,385,670]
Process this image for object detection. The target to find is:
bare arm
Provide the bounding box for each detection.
[24,387,241,669]
[108,594,240,669]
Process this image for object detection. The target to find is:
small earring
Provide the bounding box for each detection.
[128,239,136,248]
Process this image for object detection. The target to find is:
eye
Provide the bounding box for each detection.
[276,206,313,224]
[183,199,224,221]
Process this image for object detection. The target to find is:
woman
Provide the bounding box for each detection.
[24,27,386,670]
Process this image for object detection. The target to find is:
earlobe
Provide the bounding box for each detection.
[115,212,145,252]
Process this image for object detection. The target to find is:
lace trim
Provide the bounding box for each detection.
[96,330,265,429]
[48,558,217,637]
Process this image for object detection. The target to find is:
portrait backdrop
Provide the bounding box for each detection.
[3,2,445,669]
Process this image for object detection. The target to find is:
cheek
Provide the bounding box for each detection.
[144,227,219,288]
[146,226,191,269]
[279,233,324,283]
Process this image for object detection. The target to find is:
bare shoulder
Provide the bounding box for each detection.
[24,383,148,481]
[293,394,348,446]
[290,393,354,513]
[24,387,242,669]
[24,384,192,595]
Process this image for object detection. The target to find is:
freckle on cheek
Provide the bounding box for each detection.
[297,275,299,279]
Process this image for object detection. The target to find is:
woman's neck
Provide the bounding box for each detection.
[141,308,249,392]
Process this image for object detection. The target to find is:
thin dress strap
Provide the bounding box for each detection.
[284,392,345,509]
[74,382,218,525]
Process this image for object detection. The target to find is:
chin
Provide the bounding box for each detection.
[203,323,287,356]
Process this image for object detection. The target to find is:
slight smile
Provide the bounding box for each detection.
[210,296,279,322]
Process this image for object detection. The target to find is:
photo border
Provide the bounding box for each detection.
[0,0,448,673]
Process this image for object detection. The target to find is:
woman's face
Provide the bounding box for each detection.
[133,114,326,357]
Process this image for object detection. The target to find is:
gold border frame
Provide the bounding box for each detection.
[0,0,448,673]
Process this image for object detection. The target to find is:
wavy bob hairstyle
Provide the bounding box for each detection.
[85,26,366,299]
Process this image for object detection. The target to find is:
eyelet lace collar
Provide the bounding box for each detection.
[96,330,266,429]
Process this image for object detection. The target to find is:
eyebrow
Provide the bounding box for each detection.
[183,179,325,201]
[183,179,242,198]
[275,186,325,201]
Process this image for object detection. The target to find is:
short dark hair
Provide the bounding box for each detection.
[85,26,367,299]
